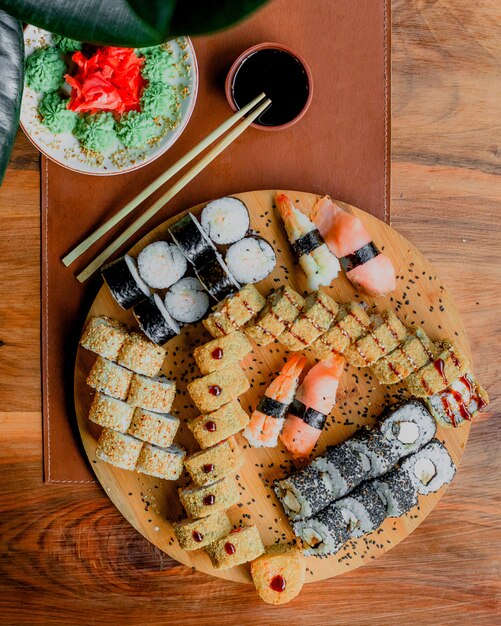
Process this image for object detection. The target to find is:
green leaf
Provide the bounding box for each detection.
[170,0,269,36]
[0,11,23,185]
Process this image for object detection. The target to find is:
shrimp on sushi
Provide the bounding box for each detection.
[311,196,396,297]
[281,355,345,458]
[243,354,307,448]
[275,193,340,290]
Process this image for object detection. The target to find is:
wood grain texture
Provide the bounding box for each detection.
[0,1,500,624]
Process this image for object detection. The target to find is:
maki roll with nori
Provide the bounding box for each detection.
[312,443,370,500]
[225,236,276,284]
[168,213,216,267]
[345,427,400,479]
[401,439,455,495]
[164,276,210,324]
[274,464,334,522]
[378,400,436,457]
[293,505,350,556]
[137,241,187,289]
[332,482,386,538]
[195,251,241,301]
[133,294,180,345]
[201,197,250,244]
[101,255,150,309]
[372,466,418,517]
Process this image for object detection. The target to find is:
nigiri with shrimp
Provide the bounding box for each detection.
[275,193,340,290]
[280,354,345,458]
[311,195,396,296]
[243,353,307,448]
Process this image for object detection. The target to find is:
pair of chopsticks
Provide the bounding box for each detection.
[63,93,271,282]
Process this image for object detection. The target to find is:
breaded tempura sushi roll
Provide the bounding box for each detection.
[95,428,143,470]
[126,373,176,413]
[187,365,249,413]
[205,525,264,569]
[203,284,266,338]
[86,356,133,400]
[88,392,134,432]
[245,286,304,346]
[184,437,244,486]
[173,511,232,550]
[179,476,240,518]
[136,442,185,480]
[188,400,250,448]
[117,332,165,377]
[127,407,180,448]
[80,316,129,361]
[309,302,370,359]
[279,291,339,351]
[193,331,252,375]
[345,310,406,367]
[405,340,469,397]
[250,543,306,605]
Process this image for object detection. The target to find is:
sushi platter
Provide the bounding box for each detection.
[74,189,481,590]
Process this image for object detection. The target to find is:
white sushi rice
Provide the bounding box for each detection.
[225,237,276,284]
[138,241,187,289]
[164,277,210,324]
[201,197,250,244]
[401,440,456,495]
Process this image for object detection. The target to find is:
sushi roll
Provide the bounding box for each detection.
[183,437,244,486]
[201,196,250,244]
[117,332,166,377]
[345,427,400,479]
[279,291,339,352]
[250,543,306,605]
[126,373,176,414]
[193,331,252,375]
[133,294,180,345]
[405,340,470,397]
[274,465,334,522]
[293,505,350,557]
[195,251,241,302]
[378,400,436,457]
[312,443,370,501]
[127,408,180,448]
[179,475,240,518]
[136,442,186,480]
[333,482,386,538]
[101,255,150,309]
[164,277,209,324]
[88,392,134,433]
[245,286,304,346]
[188,400,250,449]
[401,439,456,495]
[187,365,250,413]
[225,236,276,284]
[79,316,128,361]
[309,302,371,360]
[345,310,407,368]
[137,241,187,289]
[372,467,418,517]
[173,511,232,550]
[205,525,265,570]
[203,284,266,338]
[168,213,216,267]
[275,193,340,290]
[424,371,489,428]
[86,356,133,400]
[371,329,439,385]
[95,428,143,470]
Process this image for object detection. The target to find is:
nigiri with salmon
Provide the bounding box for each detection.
[275,193,340,290]
[280,355,345,458]
[243,353,307,448]
[310,196,396,296]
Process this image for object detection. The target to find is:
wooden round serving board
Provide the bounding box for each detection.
[74,190,471,584]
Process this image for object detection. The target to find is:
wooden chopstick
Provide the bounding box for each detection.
[62,92,267,268]
[76,97,272,283]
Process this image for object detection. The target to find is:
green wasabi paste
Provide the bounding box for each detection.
[116,111,159,148]
[140,82,176,117]
[51,34,82,55]
[38,92,77,134]
[74,112,117,153]
[25,47,66,93]
[141,47,176,82]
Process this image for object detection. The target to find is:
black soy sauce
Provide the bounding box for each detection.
[231,49,310,127]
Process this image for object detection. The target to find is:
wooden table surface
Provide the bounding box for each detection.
[1,1,499,624]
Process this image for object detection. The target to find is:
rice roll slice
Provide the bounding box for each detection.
[201,196,250,244]
[312,444,370,501]
[372,467,418,517]
[345,310,407,368]
[179,475,240,518]
[95,428,143,470]
[88,392,134,432]
[188,400,250,449]
[117,332,166,377]
[345,427,400,479]
[309,302,370,359]
[225,236,276,284]
[164,276,209,324]
[378,400,436,457]
[184,437,244,486]
[274,465,334,522]
[136,442,186,480]
[293,505,350,557]
[133,294,180,345]
[193,331,252,375]
[333,482,386,538]
[127,408,180,448]
[186,365,250,413]
[173,511,232,550]
[79,316,128,361]
[401,439,456,495]
[195,251,241,302]
[245,286,304,346]
[137,241,187,289]
[168,212,216,267]
[101,255,150,309]
[203,284,266,338]
[86,356,133,400]
[205,525,265,569]
[250,543,306,606]
[126,374,176,414]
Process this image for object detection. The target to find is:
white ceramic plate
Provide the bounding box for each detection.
[20,26,198,176]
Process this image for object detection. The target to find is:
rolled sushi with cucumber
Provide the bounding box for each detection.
[137,241,187,289]
[401,439,456,495]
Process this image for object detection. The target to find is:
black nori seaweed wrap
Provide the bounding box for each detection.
[195,251,240,302]
[101,255,149,310]
[340,241,380,272]
[256,395,289,420]
[288,399,326,430]
[168,213,215,268]
[291,229,324,259]
[133,295,179,345]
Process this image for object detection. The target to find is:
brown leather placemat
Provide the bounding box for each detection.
[42,0,391,483]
